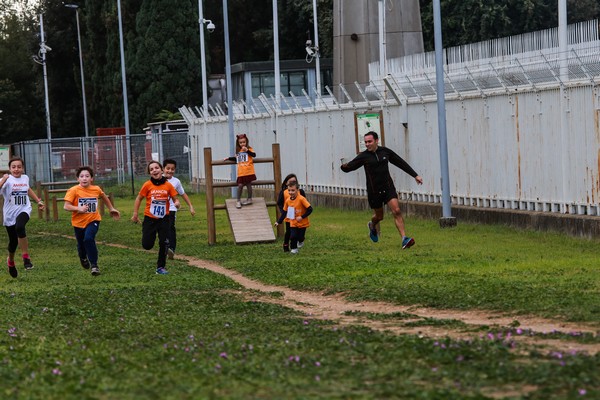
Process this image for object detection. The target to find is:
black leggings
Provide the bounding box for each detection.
[6,212,30,253]
[142,216,171,268]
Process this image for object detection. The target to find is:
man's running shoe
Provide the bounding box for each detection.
[290,248,299,254]
[80,258,91,269]
[23,257,34,270]
[368,222,379,243]
[156,267,169,275]
[167,248,175,260]
[297,241,304,248]
[7,258,17,278]
[91,266,101,276]
[402,236,415,249]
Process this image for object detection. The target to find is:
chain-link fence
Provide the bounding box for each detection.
[11,130,191,194]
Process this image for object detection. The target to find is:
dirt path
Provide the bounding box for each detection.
[51,234,600,354]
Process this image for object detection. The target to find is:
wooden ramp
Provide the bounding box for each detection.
[225,197,276,244]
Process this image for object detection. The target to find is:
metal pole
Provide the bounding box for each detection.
[198,0,210,154]
[378,0,386,77]
[117,0,134,195]
[223,0,236,195]
[39,14,51,142]
[433,0,456,227]
[65,6,90,139]
[39,14,53,182]
[199,0,208,117]
[312,0,321,95]
[558,0,569,213]
[273,0,281,110]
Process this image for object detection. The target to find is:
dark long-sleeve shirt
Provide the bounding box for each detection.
[340,146,418,195]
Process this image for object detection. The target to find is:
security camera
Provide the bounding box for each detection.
[305,46,315,56]
[204,19,215,33]
[41,43,52,52]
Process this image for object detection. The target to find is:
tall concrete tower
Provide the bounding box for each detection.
[333,0,423,99]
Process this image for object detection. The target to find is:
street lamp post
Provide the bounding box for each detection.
[39,14,52,142]
[64,4,89,139]
[116,0,134,194]
[65,4,89,167]
[38,14,53,182]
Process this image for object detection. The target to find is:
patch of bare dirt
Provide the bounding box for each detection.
[47,233,600,354]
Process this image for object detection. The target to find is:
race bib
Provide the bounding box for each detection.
[11,191,28,206]
[286,206,296,220]
[236,152,248,163]
[78,198,98,213]
[150,200,167,218]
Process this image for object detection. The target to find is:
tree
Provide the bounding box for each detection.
[0,7,44,142]
[127,0,201,133]
[419,0,600,52]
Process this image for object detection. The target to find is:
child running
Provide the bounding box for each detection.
[224,133,256,209]
[276,173,307,252]
[131,161,180,275]
[64,166,120,276]
[162,158,195,260]
[0,157,45,278]
[274,181,312,254]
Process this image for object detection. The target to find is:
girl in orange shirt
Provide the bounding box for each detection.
[131,161,180,275]
[274,181,313,254]
[64,166,120,276]
[224,134,256,209]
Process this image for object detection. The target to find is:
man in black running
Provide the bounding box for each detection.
[341,131,423,249]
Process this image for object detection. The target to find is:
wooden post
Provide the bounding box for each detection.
[99,195,105,216]
[272,143,284,238]
[36,181,43,219]
[204,147,216,245]
[52,196,58,222]
[44,188,50,221]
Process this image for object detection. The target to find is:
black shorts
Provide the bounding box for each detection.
[367,185,398,209]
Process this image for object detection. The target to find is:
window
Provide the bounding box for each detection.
[251,71,307,98]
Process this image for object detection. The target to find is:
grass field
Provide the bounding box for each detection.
[1,192,598,399]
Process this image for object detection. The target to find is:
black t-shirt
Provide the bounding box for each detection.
[341,146,418,195]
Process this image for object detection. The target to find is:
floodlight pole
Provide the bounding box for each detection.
[223,0,236,195]
[117,0,134,195]
[433,0,456,227]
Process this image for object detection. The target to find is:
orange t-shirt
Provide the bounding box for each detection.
[64,185,105,228]
[283,193,311,228]
[138,180,178,219]
[235,147,256,177]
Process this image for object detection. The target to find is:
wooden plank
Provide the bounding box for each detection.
[225,197,276,244]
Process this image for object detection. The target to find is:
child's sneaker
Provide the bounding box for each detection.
[297,241,304,248]
[23,257,34,270]
[368,222,379,243]
[167,248,175,260]
[242,198,253,205]
[283,244,289,252]
[91,266,101,276]
[290,248,299,254]
[7,258,17,278]
[235,201,242,209]
[80,258,90,269]
[402,236,415,249]
[156,267,169,275]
